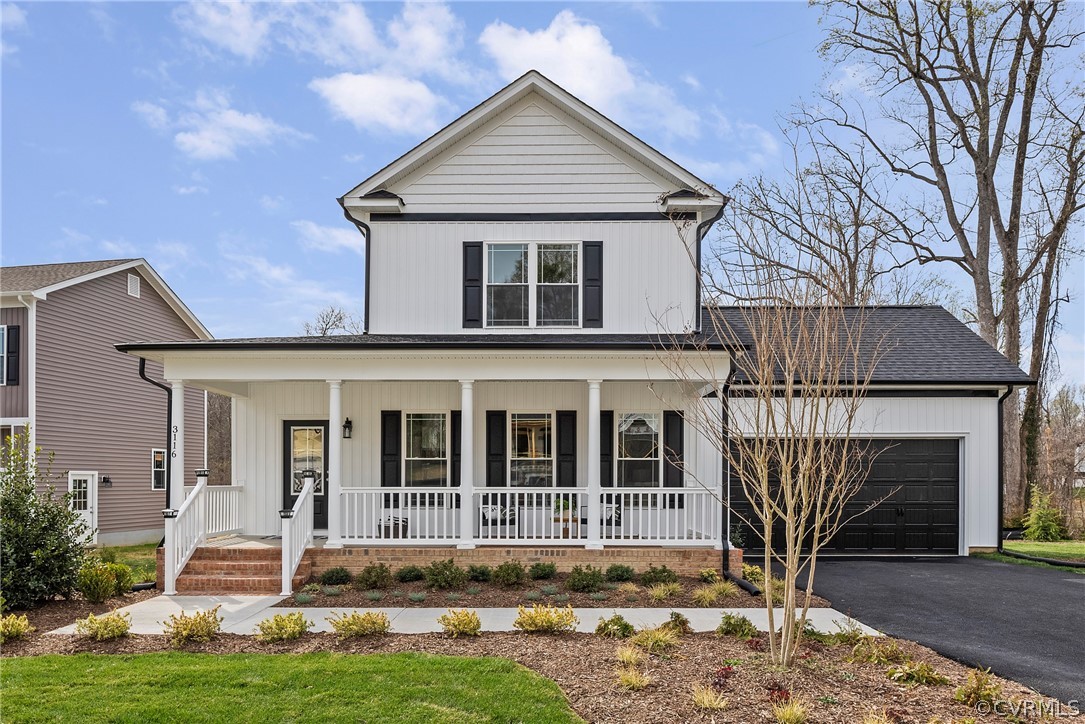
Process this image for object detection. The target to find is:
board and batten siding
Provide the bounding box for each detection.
[368,221,697,335]
[233,380,722,537]
[728,394,1001,552]
[34,269,205,543]
[0,305,28,418]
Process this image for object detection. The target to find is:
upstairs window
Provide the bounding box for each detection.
[485,242,580,327]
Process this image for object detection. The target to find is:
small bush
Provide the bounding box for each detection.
[466,586,481,595]
[540,584,559,596]
[75,610,130,641]
[353,563,392,590]
[0,613,34,643]
[648,582,682,602]
[662,611,692,636]
[256,612,312,642]
[566,565,604,593]
[616,667,650,691]
[446,592,462,602]
[493,560,527,587]
[710,580,739,598]
[301,583,321,594]
[850,636,907,665]
[408,592,427,603]
[424,559,468,589]
[293,592,314,605]
[523,591,542,602]
[772,698,808,724]
[327,611,391,639]
[437,608,482,638]
[717,613,758,640]
[693,585,719,607]
[319,567,352,586]
[529,562,557,580]
[638,564,678,587]
[953,668,1002,707]
[588,592,607,601]
[630,626,678,654]
[832,618,866,646]
[467,564,492,582]
[98,548,117,564]
[605,564,636,582]
[162,606,222,647]
[692,684,728,710]
[615,645,645,667]
[395,565,425,583]
[595,614,635,639]
[552,593,569,603]
[105,563,134,596]
[322,586,342,597]
[742,563,765,585]
[513,604,578,634]
[77,561,117,604]
[1023,485,1066,541]
[699,568,722,584]
[617,582,640,595]
[887,660,950,686]
[365,590,384,602]
[801,622,836,645]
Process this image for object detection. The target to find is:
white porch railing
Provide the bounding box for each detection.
[598,488,722,544]
[340,488,460,544]
[163,477,207,596]
[280,479,315,595]
[473,489,588,544]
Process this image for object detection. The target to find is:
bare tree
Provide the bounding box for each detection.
[816,0,1085,517]
[301,306,364,336]
[1038,383,1085,537]
[206,393,232,486]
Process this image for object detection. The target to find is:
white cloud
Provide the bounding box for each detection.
[681,73,701,91]
[479,10,699,139]
[131,100,169,130]
[291,220,364,255]
[669,108,783,185]
[385,2,469,83]
[220,245,359,310]
[2,3,28,56]
[627,3,662,29]
[343,152,365,163]
[173,184,208,195]
[88,4,116,42]
[277,2,382,69]
[259,194,285,212]
[310,72,445,135]
[173,1,272,63]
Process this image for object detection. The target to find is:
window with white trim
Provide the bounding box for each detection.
[485,242,580,327]
[127,273,140,298]
[510,412,554,487]
[404,413,448,486]
[0,325,6,386]
[617,413,661,487]
[151,449,167,490]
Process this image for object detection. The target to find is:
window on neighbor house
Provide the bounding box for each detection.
[617,413,661,487]
[510,412,554,487]
[404,413,448,486]
[486,243,580,327]
[151,449,167,491]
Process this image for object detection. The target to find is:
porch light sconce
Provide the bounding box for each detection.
[100,475,113,488]
[342,417,353,439]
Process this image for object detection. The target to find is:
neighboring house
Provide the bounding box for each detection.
[0,259,210,545]
[117,72,1031,595]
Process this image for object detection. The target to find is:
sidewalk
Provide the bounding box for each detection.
[48,595,879,637]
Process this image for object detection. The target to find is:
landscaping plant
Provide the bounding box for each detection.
[395,565,425,583]
[162,606,222,647]
[662,611,692,636]
[595,614,635,639]
[528,562,557,580]
[692,684,728,710]
[512,604,578,634]
[319,567,352,586]
[437,608,482,638]
[0,613,34,643]
[293,592,314,604]
[886,660,949,687]
[492,560,527,587]
[698,568,721,583]
[105,563,134,596]
[742,563,765,585]
[365,590,384,602]
[408,592,427,603]
[1023,485,1066,542]
[321,586,342,597]
[616,667,650,691]
[326,611,391,639]
[953,667,1002,707]
[565,564,604,593]
[771,697,807,724]
[354,563,392,590]
[629,626,678,654]
[256,612,312,642]
[614,645,645,667]
[716,613,758,640]
[467,564,492,582]
[74,610,131,641]
[638,564,678,587]
[849,636,907,665]
[604,564,635,582]
[424,559,468,589]
[77,561,118,604]
[647,582,682,602]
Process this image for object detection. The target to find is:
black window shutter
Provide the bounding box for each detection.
[663,410,684,508]
[556,410,577,486]
[450,411,461,487]
[599,410,614,487]
[582,241,603,328]
[5,325,19,386]
[485,411,506,486]
[463,242,483,328]
[380,411,401,487]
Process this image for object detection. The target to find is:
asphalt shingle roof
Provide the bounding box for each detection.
[1,259,137,293]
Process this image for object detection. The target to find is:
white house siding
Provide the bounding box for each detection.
[728,394,1000,553]
[368,220,698,335]
[233,380,722,537]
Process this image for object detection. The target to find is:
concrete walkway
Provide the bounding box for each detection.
[49,594,878,637]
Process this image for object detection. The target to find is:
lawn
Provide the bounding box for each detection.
[972,550,1085,574]
[97,543,158,583]
[1002,539,1085,563]
[0,652,582,723]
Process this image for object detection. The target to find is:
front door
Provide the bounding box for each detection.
[283,421,329,529]
[68,471,98,544]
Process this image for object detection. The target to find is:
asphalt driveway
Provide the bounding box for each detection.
[806,557,1084,705]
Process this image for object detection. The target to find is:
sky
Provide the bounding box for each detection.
[1,1,1081,383]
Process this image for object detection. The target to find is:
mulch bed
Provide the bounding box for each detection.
[274,573,830,610]
[3,629,1066,722]
[5,589,160,635]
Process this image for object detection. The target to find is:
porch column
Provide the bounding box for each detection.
[169,380,185,510]
[325,380,343,548]
[458,380,475,549]
[586,380,602,548]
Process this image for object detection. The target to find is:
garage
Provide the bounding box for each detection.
[729,438,960,555]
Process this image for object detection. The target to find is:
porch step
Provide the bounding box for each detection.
[175,547,312,594]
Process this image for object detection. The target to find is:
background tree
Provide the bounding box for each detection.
[301,306,364,336]
[1037,383,1085,537]
[206,392,232,487]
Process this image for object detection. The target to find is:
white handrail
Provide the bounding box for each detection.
[598,487,721,544]
[205,485,243,537]
[163,479,207,595]
[281,480,314,595]
[340,487,460,544]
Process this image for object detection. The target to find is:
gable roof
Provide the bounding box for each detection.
[340,70,725,209]
[1,258,212,340]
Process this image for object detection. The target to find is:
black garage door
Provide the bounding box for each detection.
[730,439,960,554]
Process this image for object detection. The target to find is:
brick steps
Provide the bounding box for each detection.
[173,548,311,594]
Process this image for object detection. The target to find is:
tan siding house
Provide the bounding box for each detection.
[1,259,211,544]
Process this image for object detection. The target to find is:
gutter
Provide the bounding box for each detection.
[138,358,172,545]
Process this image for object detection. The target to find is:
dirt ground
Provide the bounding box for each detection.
[5,589,160,634]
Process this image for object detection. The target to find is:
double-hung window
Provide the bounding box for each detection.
[617,413,661,487]
[404,413,448,486]
[510,413,554,486]
[151,449,167,490]
[486,243,579,327]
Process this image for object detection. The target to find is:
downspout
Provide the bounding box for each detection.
[138,358,172,545]
[338,197,371,334]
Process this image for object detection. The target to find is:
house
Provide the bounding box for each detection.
[0,259,210,545]
[116,72,1031,595]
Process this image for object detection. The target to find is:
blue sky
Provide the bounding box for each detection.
[2,2,1081,382]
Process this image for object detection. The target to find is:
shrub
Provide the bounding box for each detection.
[850,636,907,665]
[293,592,314,605]
[467,564,492,583]
[801,622,836,645]
[692,684,728,710]
[540,584,559,596]
[408,592,427,603]
[595,614,635,639]
[395,565,425,583]
[321,586,342,597]
[327,611,391,639]
[256,612,312,642]
[529,562,557,580]
[699,568,722,583]
[162,606,222,647]
[466,586,481,595]
[0,435,89,610]
[105,563,134,596]
[832,618,866,646]
[588,592,607,601]
[552,593,569,603]
[662,611,692,636]
[492,560,527,587]
[716,613,758,640]
[605,564,636,582]
[437,608,482,638]
[365,590,384,602]
[424,559,468,589]
[319,567,352,586]
[616,667,650,691]
[710,580,739,598]
[616,582,640,595]
[638,564,678,587]
[0,613,34,643]
[98,548,117,564]
[523,591,542,602]
[886,660,950,686]
[772,698,808,724]
[75,610,131,641]
[630,626,678,654]
[354,563,392,590]
[1023,485,1066,542]
[301,583,321,593]
[953,668,1002,707]
[513,604,578,634]
[565,565,604,593]
[742,563,765,585]
[77,561,117,604]
[694,585,720,607]
[615,645,645,667]
[648,582,682,602]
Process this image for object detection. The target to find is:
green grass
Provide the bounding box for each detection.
[97,543,158,584]
[971,551,1085,575]
[0,652,583,723]
[1002,539,1085,563]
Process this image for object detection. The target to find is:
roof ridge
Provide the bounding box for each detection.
[1,257,138,271]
